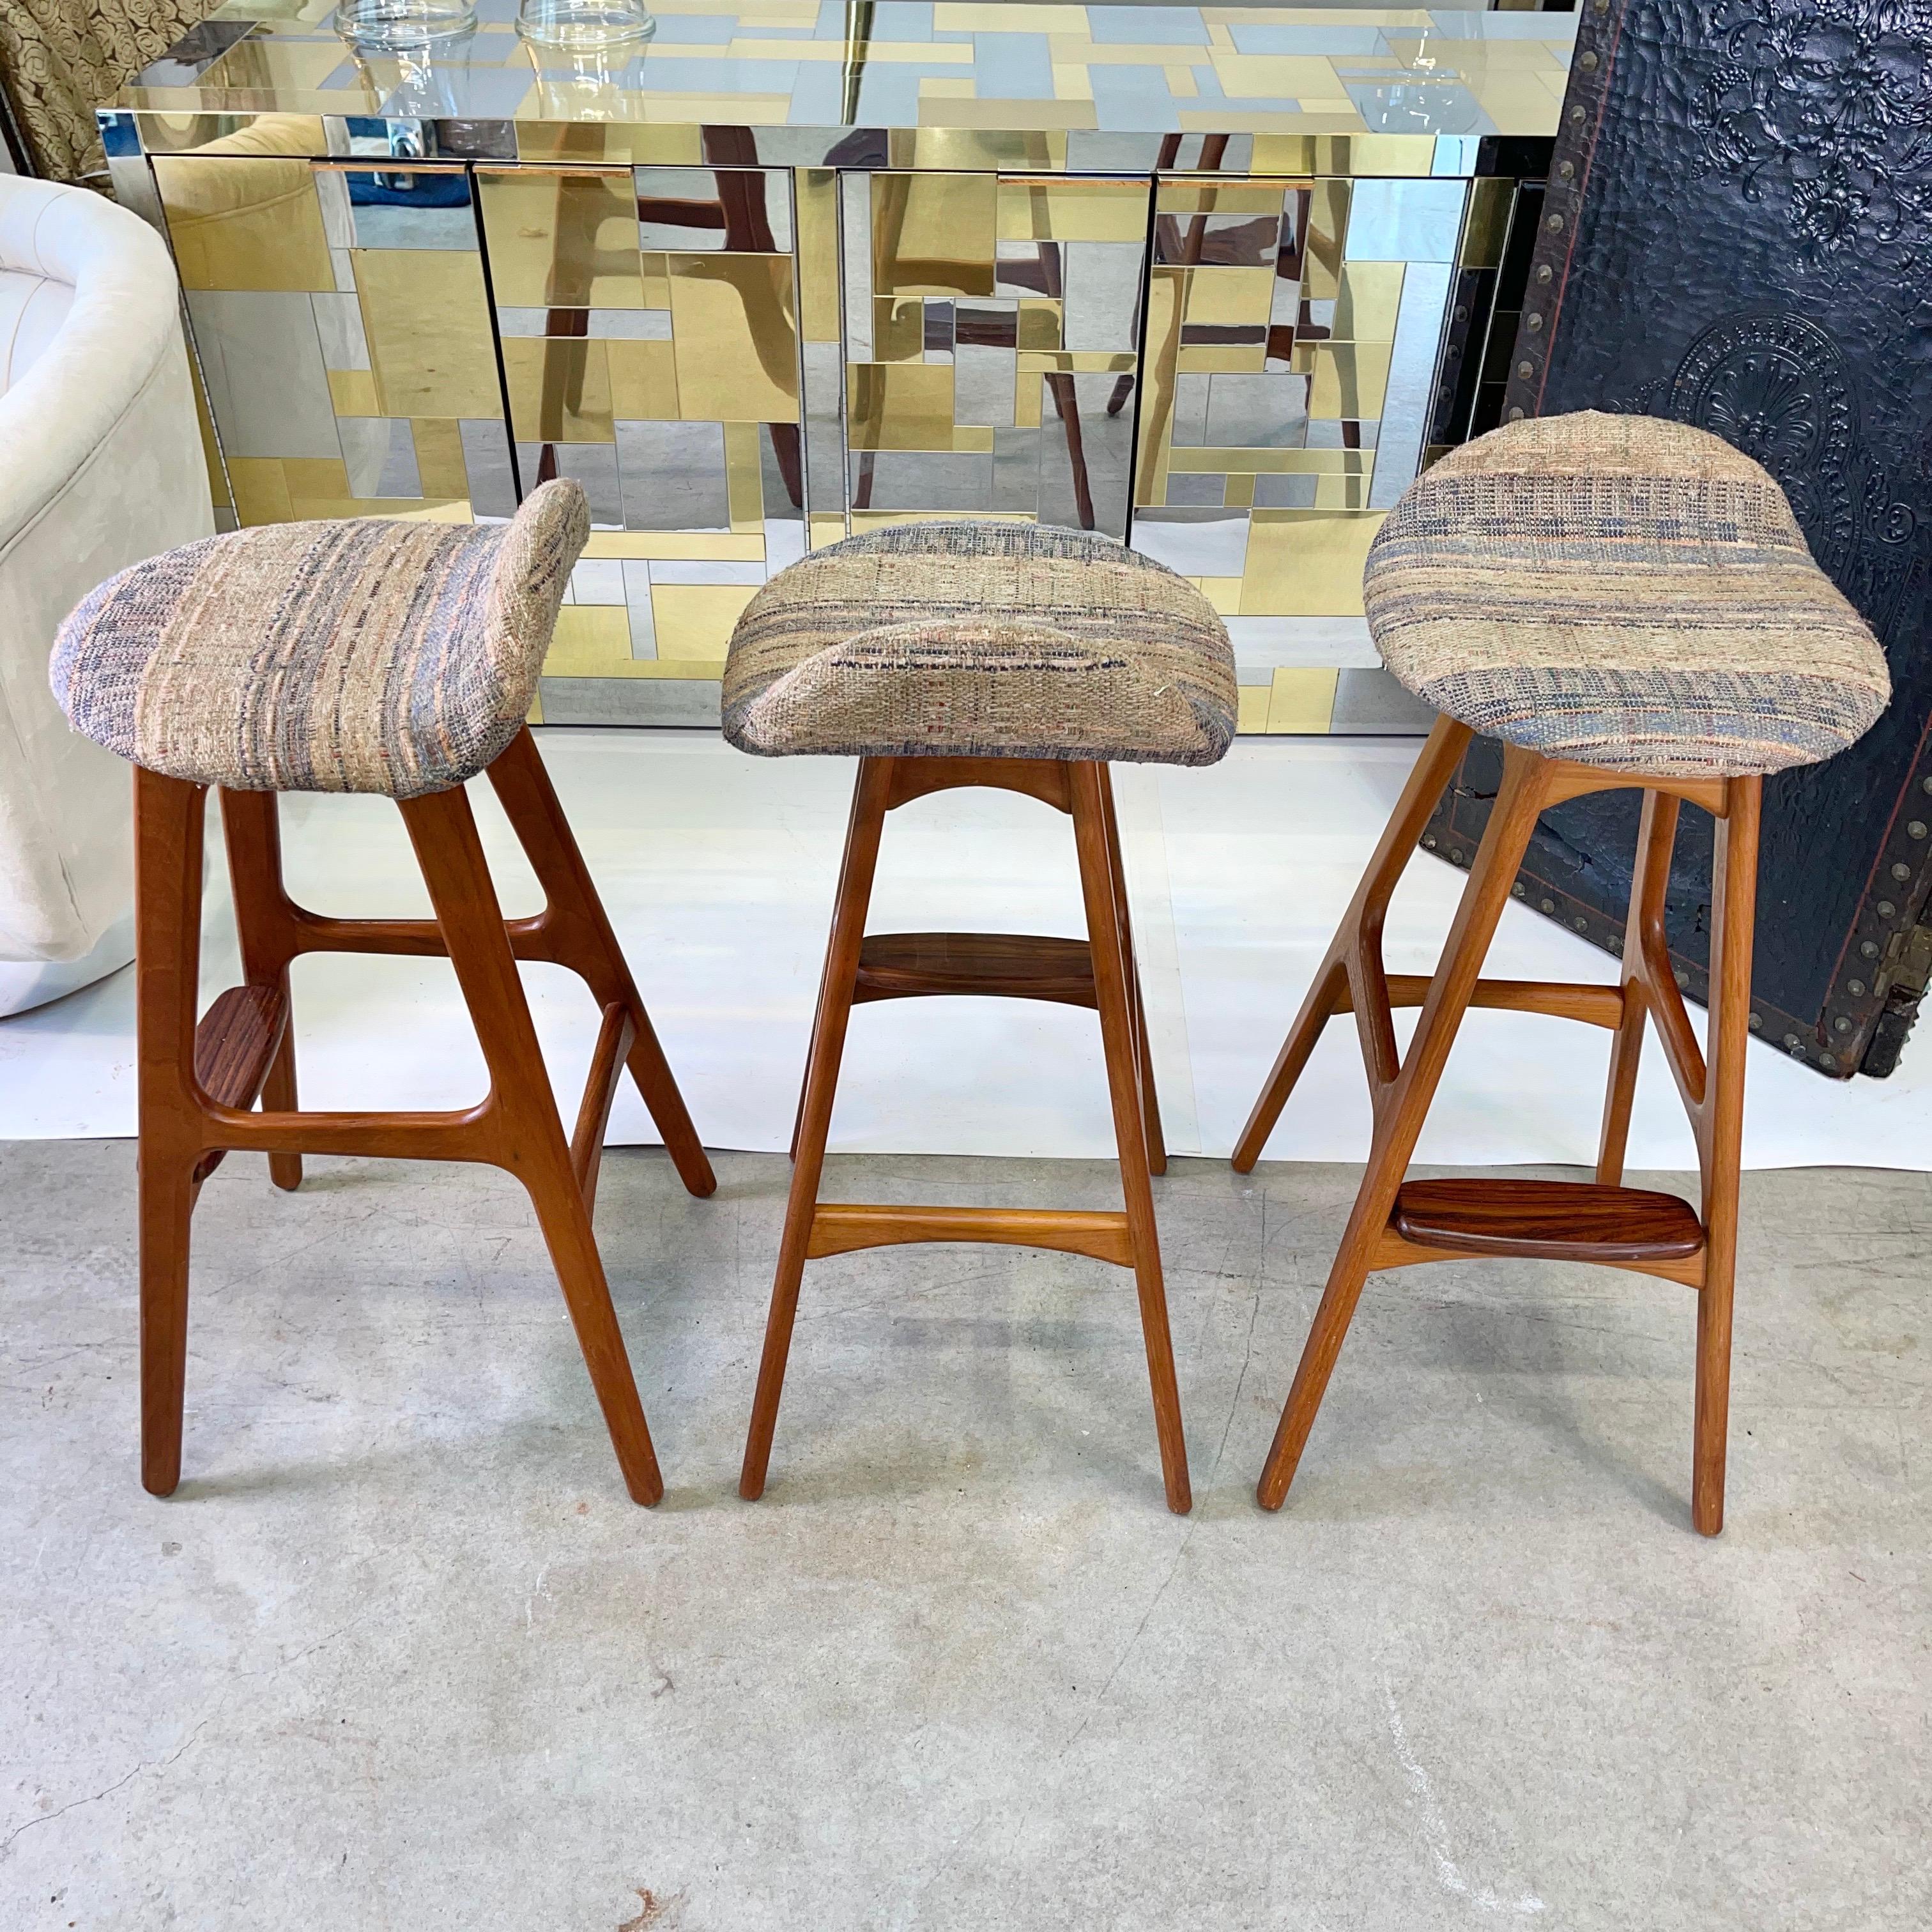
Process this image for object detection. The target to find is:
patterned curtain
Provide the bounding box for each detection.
[0,0,223,183]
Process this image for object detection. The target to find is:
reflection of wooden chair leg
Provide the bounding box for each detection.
[769,424,804,510]
[134,729,712,1503]
[1235,717,1763,1535]
[740,755,1190,1514]
[1032,237,1101,533]
[1046,372,1098,532]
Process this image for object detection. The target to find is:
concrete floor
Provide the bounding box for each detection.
[2,1141,1926,1929]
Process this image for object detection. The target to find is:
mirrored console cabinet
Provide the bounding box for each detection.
[103,1,1570,733]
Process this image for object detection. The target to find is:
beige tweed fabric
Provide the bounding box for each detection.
[52,482,588,799]
[1363,411,1890,777]
[723,519,1236,764]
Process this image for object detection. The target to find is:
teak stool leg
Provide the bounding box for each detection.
[484,730,716,1200]
[134,770,211,1497]
[1693,777,1759,1535]
[1072,763,1190,1512]
[1232,717,1475,1171]
[1255,743,1553,1510]
[739,758,894,1499]
[220,790,302,1193]
[399,783,665,1506]
[1597,791,1680,1189]
[1098,767,1166,1176]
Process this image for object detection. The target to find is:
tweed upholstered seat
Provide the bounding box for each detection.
[50,480,589,799]
[723,519,1236,765]
[1363,411,1890,778]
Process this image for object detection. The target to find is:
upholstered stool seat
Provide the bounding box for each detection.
[1363,411,1889,778]
[728,518,1236,1515]
[723,519,1236,765]
[52,481,589,799]
[49,480,713,1505]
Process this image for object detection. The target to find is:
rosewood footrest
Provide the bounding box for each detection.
[854,931,1096,1007]
[1392,1177,1705,1266]
[190,984,289,1183]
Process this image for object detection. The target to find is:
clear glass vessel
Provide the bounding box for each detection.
[335,0,477,51]
[516,0,657,50]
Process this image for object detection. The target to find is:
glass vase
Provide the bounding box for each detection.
[335,0,477,50]
[516,0,657,50]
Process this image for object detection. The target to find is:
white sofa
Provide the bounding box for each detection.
[0,175,212,1015]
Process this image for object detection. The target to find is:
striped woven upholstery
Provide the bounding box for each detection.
[50,481,588,799]
[1363,411,1890,778]
[723,519,1236,765]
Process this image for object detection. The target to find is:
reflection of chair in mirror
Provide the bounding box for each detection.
[856,171,1117,532]
[525,135,803,509]
[1103,132,1231,423]
[629,130,803,509]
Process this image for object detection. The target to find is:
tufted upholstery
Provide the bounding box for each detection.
[1362,411,1891,778]
[723,519,1236,765]
[52,481,588,799]
[0,260,75,392]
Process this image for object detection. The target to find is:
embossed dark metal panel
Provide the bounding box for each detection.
[1423,0,1932,1077]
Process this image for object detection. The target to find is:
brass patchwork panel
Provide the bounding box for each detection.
[666,254,800,423]
[872,173,997,298]
[159,152,1501,734]
[473,165,805,693]
[353,250,503,423]
[165,155,509,539]
[847,364,958,451]
[502,337,617,445]
[478,169,645,309]
[155,155,334,295]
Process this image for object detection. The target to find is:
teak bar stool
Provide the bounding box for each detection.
[50,480,715,1504]
[721,519,1237,1513]
[1232,413,1890,1535]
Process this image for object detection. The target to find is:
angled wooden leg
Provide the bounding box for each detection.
[257,1031,301,1191]
[1692,776,1759,1536]
[400,781,664,1506]
[1233,716,1474,1172]
[1597,792,1680,1188]
[485,729,715,1200]
[1256,744,1554,1510]
[1096,767,1166,1176]
[786,900,841,1167]
[134,769,209,1497]
[740,758,896,1500]
[219,789,302,1192]
[1073,763,1190,1514]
